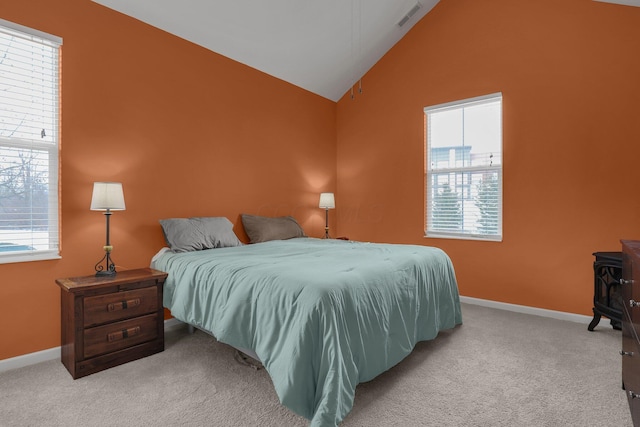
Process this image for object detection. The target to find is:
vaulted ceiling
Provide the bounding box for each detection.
[91,0,438,101]
[92,0,639,102]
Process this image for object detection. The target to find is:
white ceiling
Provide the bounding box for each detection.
[91,0,438,102]
[594,0,640,6]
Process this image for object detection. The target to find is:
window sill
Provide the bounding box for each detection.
[0,251,61,264]
[424,233,502,242]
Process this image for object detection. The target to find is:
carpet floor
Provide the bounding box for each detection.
[0,303,632,426]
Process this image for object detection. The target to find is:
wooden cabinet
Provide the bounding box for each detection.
[55,268,167,379]
[620,240,640,425]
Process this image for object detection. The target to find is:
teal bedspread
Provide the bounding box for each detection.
[152,238,462,426]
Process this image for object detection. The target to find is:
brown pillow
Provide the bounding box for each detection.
[241,214,306,243]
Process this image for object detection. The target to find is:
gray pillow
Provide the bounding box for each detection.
[241,214,306,243]
[160,217,243,252]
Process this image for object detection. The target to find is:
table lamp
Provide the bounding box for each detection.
[90,182,126,276]
[319,192,335,239]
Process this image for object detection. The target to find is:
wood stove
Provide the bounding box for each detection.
[588,251,623,331]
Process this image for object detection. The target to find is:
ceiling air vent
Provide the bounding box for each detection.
[398,2,422,27]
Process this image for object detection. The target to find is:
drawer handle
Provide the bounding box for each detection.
[620,350,635,357]
[107,298,141,312]
[107,326,141,342]
[630,391,640,399]
[631,300,640,308]
[620,279,634,285]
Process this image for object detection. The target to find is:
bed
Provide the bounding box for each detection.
[151,216,462,427]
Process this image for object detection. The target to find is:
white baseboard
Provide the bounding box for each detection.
[0,318,184,375]
[0,302,595,375]
[163,317,184,331]
[0,346,61,374]
[460,295,594,324]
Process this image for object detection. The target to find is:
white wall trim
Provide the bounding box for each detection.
[460,295,593,324]
[163,317,184,331]
[0,318,183,375]
[0,346,60,374]
[0,304,594,375]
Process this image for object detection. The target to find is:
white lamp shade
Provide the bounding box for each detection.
[319,192,335,209]
[90,182,126,211]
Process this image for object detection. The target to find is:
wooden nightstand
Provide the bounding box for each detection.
[55,268,167,379]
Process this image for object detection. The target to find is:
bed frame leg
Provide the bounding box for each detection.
[234,350,263,370]
[188,324,195,334]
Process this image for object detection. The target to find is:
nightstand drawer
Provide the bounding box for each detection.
[83,313,158,359]
[83,285,157,327]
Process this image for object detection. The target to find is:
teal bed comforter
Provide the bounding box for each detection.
[152,238,462,426]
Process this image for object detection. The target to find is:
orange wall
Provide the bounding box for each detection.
[0,0,336,360]
[3,0,639,362]
[336,0,640,315]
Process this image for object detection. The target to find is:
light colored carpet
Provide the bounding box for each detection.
[0,303,632,426]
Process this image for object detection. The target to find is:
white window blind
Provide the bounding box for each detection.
[0,19,61,263]
[424,93,503,241]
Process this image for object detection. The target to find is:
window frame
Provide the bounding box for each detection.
[0,18,62,264]
[424,92,503,242]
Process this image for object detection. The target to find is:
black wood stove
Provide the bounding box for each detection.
[588,251,623,331]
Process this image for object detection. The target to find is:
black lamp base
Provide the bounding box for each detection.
[94,246,117,276]
[95,269,116,277]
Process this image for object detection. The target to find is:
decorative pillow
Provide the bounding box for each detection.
[159,217,243,253]
[241,214,306,243]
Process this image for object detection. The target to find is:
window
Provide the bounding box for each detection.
[424,93,502,241]
[0,19,62,263]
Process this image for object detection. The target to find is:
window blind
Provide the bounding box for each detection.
[0,19,61,263]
